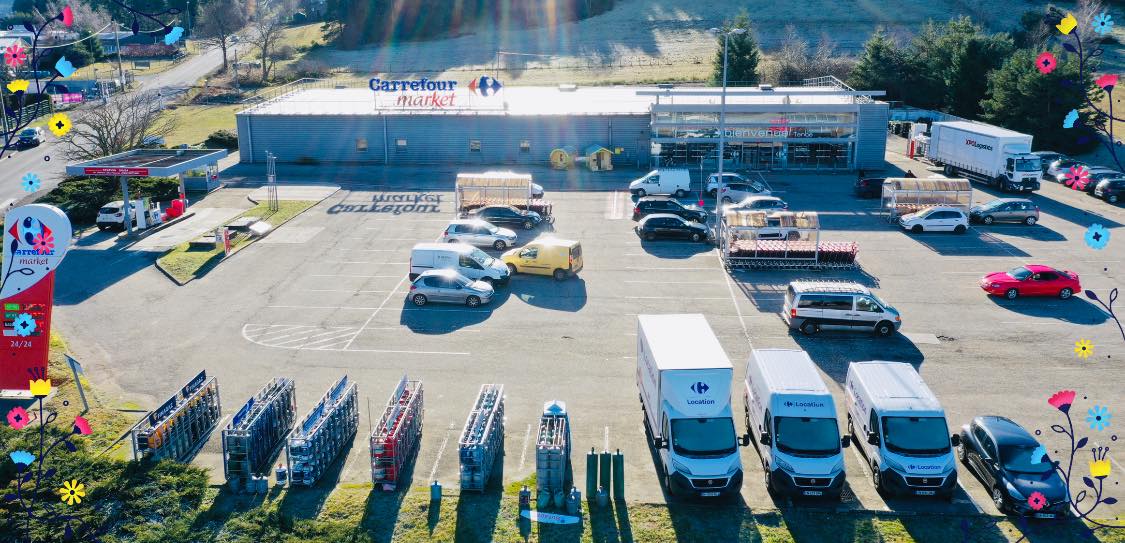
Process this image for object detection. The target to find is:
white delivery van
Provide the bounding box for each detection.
[409,242,510,285]
[744,349,849,500]
[924,121,1041,192]
[629,169,691,198]
[845,361,960,500]
[637,314,749,499]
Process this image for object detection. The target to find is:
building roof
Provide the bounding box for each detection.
[239,83,883,117]
[65,148,228,177]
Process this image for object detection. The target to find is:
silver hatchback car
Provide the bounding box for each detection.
[969,198,1040,226]
[442,219,518,250]
[409,269,494,307]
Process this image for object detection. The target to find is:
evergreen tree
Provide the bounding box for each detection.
[848,28,906,100]
[709,13,760,87]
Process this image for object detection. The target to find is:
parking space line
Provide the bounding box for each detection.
[268,304,381,310]
[518,424,532,471]
[310,274,403,278]
[956,480,984,514]
[343,272,412,350]
[715,249,750,343]
[428,419,456,483]
[624,280,723,285]
[850,446,871,478]
[303,289,402,294]
[623,295,730,300]
[625,266,716,270]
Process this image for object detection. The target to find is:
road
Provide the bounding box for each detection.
[0,41,239,211]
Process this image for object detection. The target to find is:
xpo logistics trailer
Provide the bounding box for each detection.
[922,121,1041,193]
[636,314,749,499]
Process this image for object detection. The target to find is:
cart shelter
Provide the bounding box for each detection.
[584,145,613,171]
[880,177,973,219]
[65,148,228,234]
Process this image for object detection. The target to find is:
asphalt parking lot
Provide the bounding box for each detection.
[54,161,1125,522]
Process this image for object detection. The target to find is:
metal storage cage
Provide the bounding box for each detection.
[132,371,221,463]
[286,376,359,487]
[459,384,505,492]
[454,172,553,219]
[719,211,858,270]
[370,376,424,491]
[222,378,297,492]
[880,178,973,220]
[535,400,571,500]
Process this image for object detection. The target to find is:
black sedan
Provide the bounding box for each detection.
[959,416,1069,517]
[635,214,709,242]
[469,205,542,230]
[854,177,885,198]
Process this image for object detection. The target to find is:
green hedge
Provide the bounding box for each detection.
[37,176,181,225]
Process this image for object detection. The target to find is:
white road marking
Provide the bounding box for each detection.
[623,295,730,300]
[604,426,610,451]
[624,280,722,285]
[428,420,456,483]
[310,274,403,278]
[267,305,381,310]
[715,249,750,343]
[956,480,984,514]
[625,266,716,270]
[344,268,413,350]
[518,423,532,471]
[303,289,401,294]
[850,446,871,478]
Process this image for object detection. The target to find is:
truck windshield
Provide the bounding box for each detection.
[882,416,951,456]
[1015,158,1041,172]
[775,417,840,456]
[671,417,737,457]
[469,247,495,267]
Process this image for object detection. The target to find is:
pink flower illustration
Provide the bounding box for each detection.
[1036,52,1058,74]
[73,415,91,435]
[32,233,54,255]
[61,5,74,27]
[4,43,27,67]
[1097,74,1119,91]
[1064,166,1090,190]
[7,406,30,429]
[1028,491,1048,510]
[1048,390,1077,413]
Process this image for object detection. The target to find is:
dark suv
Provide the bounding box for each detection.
[632,196,707,222]
[1095,178,1124,204]
[468,205,543,230]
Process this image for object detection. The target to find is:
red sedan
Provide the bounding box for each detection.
[979,265,1081,300]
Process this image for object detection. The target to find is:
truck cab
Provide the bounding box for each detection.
[1004,154,1042,192]
[637,314,749,499]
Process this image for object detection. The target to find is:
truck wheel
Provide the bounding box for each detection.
[994,176,1007,190]
[553,269,568,281]
[953,224,966,234]
[764,469,776,495]
[872,463,886,496]
[800,320,819,335]
[674,189,686,198]
[664,472,676,496]
[981,215,994,225]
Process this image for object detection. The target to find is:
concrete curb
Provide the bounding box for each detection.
[156,187,340,286]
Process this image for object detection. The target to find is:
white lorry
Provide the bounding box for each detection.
[845,361,960,501]
[629,169,691,197]
[636,314,748,499]
[923,121,1041,193]
[744,349,849,500]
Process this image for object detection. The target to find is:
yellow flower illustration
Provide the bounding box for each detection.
[6,79,29,93]
[1057,13,1078,35]
[48,113,72,137]
[1075,339,1094,359]
[1091,459,1112,479]
[29,378,51,397]
[59,480,85,505]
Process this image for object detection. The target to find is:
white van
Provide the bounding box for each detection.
[629,169,691,198]
[409,242,510,285]
[637,314,749,499]
[744,349,849,500]
[845,361,960,500]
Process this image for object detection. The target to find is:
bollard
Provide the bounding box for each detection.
[275,463,288,485]
[566,487,582,515]
[612,449,625,501]
[431,481,442,502]
[519,485,532,511]
[596,485,609,508]
[586,448,598,498]
[599,449,612,492]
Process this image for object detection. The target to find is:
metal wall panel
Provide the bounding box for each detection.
[855,102,889,169]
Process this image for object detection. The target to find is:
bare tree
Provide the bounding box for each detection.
[196,0,248,72]
[64,91,177,160]
[247,1,289,83]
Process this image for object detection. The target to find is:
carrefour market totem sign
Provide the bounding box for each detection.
[0,204,71,392]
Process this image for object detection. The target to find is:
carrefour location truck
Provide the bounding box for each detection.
[636,314,748,499]
[923,121,1041,192]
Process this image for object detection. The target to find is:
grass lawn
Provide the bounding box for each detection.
[159,103,244,147]
[156,200,316,283]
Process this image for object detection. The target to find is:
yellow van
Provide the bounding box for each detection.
[501,238,583,281]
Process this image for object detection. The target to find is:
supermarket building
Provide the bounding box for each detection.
[236,76,888,171]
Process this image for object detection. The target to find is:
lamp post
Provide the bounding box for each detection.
[707,26,745,230]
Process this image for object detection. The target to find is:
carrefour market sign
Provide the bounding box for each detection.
[369,76,503,109]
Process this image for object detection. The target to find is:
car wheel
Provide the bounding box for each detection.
[722,196,732,204]
[523,220,534,230]
[1109,194,1119,203]
[493,240,507,250]
[1024,216,1037,226]
[465,295,481,307]
[786,231,800,241]
[954,224,967,234]
[506,263,517,275]
[674,189,686,198]
[96,224,109,231]
[645,232,656,241]
[958,443,969,464]
[911,224,923,234]
[690,232,702,242]
[1005,288,1018,300]
[874,321,894,337]
[447,238,458,243]
[800,320,819,335]
[708,189,717,198]
[992,486,1007,513]
[982,215,994,225]
[553,269,568,281]
[411,294,427,307]
[1059,287,1073,299]
[636,189,647,198]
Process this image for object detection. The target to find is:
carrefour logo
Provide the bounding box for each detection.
[965,139,994,151]
[690,382,710,394]
[783,400,825,408]
[908,464,942,471]
[468,76,503,96]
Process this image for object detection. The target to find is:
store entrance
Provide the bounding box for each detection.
[740,143,784,171]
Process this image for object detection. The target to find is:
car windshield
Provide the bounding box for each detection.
[19,129,37,137]
[670,417,737,457]
[468,247,494,267]
[1000,444,1052,473]
[99,207,119,214]
[882,416,951,455]
[453,275,473,287]
[775,417,841,457]
[1015,158,1041,172]
[1008,266,1032,280]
